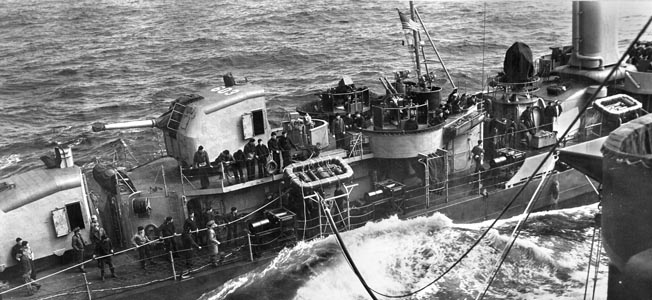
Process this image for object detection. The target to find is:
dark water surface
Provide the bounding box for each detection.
[1,0,649,176]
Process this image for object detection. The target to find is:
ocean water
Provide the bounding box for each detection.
[1,0,650,176]
[0,1,650,298]
[199,204,606,300]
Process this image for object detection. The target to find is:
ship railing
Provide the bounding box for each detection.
[370,102,429,130]
[0,197,285,298]
[491,76,542,94]
[321,87,370,114]
[0,233,250,299]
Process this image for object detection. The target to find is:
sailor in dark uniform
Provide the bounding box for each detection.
[471,140,485,173]
[193,145,211,188]
[243,139,257,181]
[278,131,297,168]
[267,133,281,174]
[404,115,418,131]
[255,139,270,178]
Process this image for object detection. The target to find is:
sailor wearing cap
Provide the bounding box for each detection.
[71,227,87,273]
[207,220,221,267]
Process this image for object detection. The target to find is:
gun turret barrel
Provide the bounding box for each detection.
[92,120,158,132]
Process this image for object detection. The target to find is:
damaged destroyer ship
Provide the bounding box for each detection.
[1,1,649,299]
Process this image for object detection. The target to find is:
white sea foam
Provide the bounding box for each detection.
[204,204,606,300]
[0,154,20,171]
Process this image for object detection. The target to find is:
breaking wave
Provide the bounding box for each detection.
[199,204,602,300]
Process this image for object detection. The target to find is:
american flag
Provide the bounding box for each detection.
[397,9,419,31]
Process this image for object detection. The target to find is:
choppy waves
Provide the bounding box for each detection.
[2,0,651,175]
[199,204,604,300]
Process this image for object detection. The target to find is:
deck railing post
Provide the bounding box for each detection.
[347,198,351,230]
[318,205,323,238]
[478,171,482,195]
[162,165,168,197]
[247,233,254,262]
[220,162,226,188]
[179,166,185,195]
[170,251,177,280]
[83,272,92,300]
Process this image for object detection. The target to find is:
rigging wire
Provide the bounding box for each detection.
[320,197,379,300]
[476,16,652,299]
[347,12,652,300]
[591,209,603,300]
[583,223,598,300]
[481,2,487,92]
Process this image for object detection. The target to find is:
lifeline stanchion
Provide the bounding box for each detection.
[247,233,254,262]
[170,251,177,280]
[83,272,92,300]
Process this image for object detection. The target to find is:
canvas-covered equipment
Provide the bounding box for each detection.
[503,42,535,83]
[602,113,652,165]
[92,164,137,194]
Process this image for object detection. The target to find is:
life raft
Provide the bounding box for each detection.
[593,94,642,119]
[284,156,354,189]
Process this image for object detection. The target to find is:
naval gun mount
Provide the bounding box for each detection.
[92,75,273,168]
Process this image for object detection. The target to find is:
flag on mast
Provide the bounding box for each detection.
[397,9,419,31]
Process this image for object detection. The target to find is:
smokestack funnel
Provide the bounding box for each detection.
[568,2,620,69]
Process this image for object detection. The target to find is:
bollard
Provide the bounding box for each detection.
[247,233,254,262]
[169,251,177,280]
[83,272,92,300]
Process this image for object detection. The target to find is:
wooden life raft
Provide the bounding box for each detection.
[284,156,354,189]
[593,94,642,119]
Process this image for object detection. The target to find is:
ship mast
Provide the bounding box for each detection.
[406,1,457,90]
[410,2,422,78]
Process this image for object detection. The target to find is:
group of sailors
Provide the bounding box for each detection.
[627,41,652,71]
[9,208,246,296]
[192,131,298,186]
[331,112,367,148]
[10,238,40,296]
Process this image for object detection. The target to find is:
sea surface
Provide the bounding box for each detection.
[199,204,606,300]
[0,0,650,299]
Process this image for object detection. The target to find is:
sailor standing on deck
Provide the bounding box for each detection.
[182,212,201,269]
[11,238,22,264]
[244,138,257,181]
[332,114,346,149]
[232,149,246,184]
[472,140,485,173]
[71,227,87,273]
[255,139,270,178]
[206,221,221,267]
[193,145,211,189]
[159,216,178,257]
[267,133,281,174]
[131,226,154,270]
[16,241,41,295]
[225,207,240,248]
[278,131,297,168]
[93,235,117,281]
